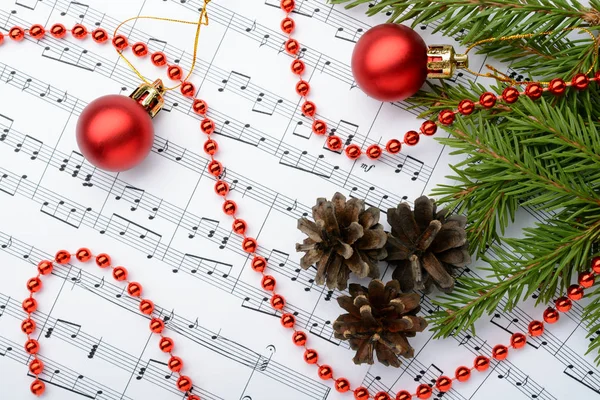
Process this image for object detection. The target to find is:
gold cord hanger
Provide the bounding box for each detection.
[462,27,598,85]
[113,0,211,92]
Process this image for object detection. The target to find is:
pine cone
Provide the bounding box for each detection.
[386,196,471,293]
[296,193,387,290]
[333,280,428,367]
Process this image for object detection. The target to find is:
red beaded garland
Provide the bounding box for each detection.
[281,18,295,34]
[0,33,4,45]
[374,392,391,400]
[510,332,527,349]
[188,396,200,400]
[567,284,584,301]
[404,131,420,146]
[76,248,92,262]
[169,356,184,372]
[38,260,53,275]
[455,366,471,382]
[177,376,193,392]
[242,237,258,253]
[25,339,40,354]
[201,118,216,134]
[29,24,45,40]
[492,344,508,360]
[132,42,149,57]
[21,318,36,334]
[9,26,25,41]
[127,282,143,297]
[396,391,411,400]
[168,65,183,81]
[579,271,595,288]
[160,337,174,353]
[112,35,128,50]
[281,313,295,328]
[271,294,285,309]
[479,92,497,108]
[151,52,167,67]
[335,378,350,393]
[318,365,333,380]
[31,380,45,397]
[223,200,237,216]
[291,60,305,75]
[29,359,44,375]
[474,355,490,371]
[458,99,475,115]
[354,387,370,400]
[285,38,300,55]
[27,277,42,293]
[150,318,165,334]
[435,376,452,392]
[96,253,111,268]
[327,136,343,151]
[293,331,307,346]
[415,384,432,399]
[139,299,154,315]
[420,120,437,136]
[525,83,543,100]
[572,73,589,90]
[251,256,267,272]
[502,87,520,103]
[312,120,328,135]
[50,23,67,39]
[366,144,383,160]
[549,78,566,95]
[208,160,223,177]
[304,348,318,364]
[438,110,455,125]
[215,181,230,196]
[281,0,295,13]
[233,219,247,235]
[386,139,402,154]
[528,320,544,336]
[193,99,209,115]
[113,266,128,281]
[592,256,600,274]
[55,250,71,264]
[556,296,572,312]
[23,297,37,313]
[543,307,560,324]
[296,80,310,96]
[71,24,88,39]
[204,139,218,156]
[92,28,108,43]
[345,144,361,159]
[181,82,196,97]
[261,275,276,291]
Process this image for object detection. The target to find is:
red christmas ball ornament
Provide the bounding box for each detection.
[76,80,165,172]
[352,24,428,102]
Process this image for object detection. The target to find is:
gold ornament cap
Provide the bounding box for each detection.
[129,79,165,119]
[426,45,469,79]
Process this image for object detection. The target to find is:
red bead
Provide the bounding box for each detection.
[208,160,223,177]
[177,376,193,392]
[455,366,471,382]
[0,33,4,45]
[281,313,295,328]
[415,384,432,399]
[251,256,267,272]
[510,332,527,349]
[160,337,174,353]
[233,219,247,235]
[261,275,276,291]
[29,24,45,40]
[281,17,295,34]
[312,120,327,135]
[168,65,183,81]
[281,0,295,13]
[27,277,42,293]
[75,248,92,262]
[543,308,560,324]
[150,318,165,334]
[525,83,543,100]
[345,144,361,160]
[112,35,128,50]
[223,200,237,216]
[23,297,37,313]
[127,282,143,297]
[25,339,40,354]
[71,24,88,39]
[404,130,420,146]
[242,237,257,253]
[204,139,218,156]
[188,396,201,400]
[151,52,167,67]
[50,23,67,38]
[366,144,382,160]
[556,296,572,312]
[21,319,36,334]
[327,136,343,151]
[479,92,497,108]
[396,390,411,400]
[568,284,584,301]
[271,294,285,309]
[181,82,196,97]
[296,80,310,96]
[492,344,508,360]
[438,110,455,125]
[302,101,316,117]
[38,260,53,275]
[374,392,391,400]
[386,139,402,154]
[201,118,215,134]
[215,181,229,197]
[132,42,148,57]
[285,38,300,55]
[435,376,452,392]
[92,28,108,43]
[29,359,44,375]
[113,266,128,281]
[291,60,305,75]
[318,365,333,380]
[96,253,111,268]
[304,349,318,364]
[420,120,437,136]
[30,380,45,397]
[140,299,154,315]
[335,377,350,393]
[9,27,25,41]
[293,331,307,346]
[592,256,600,273]
[354,387,369,400]
[55,250,71,264]
[579,271,595,288]
[572,73,589,90]
[502,87,520,103]
[474,355,490,371]
[458,99,475,115]
[193,99,208,115]
[168,355,183,371]
[528,320,544,337]
[549,78,566,95]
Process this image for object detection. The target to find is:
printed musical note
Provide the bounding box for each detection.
[115,185,145,211]
[40,200,89,229]
[14,135,42,160]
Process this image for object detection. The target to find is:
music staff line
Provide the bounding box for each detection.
[0,232,330,400]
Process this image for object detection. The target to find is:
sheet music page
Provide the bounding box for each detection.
[0,1,596,399]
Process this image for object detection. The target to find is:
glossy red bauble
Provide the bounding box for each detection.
[351,24,428,102]
[76,95,154,172]
[510,332,527,349]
